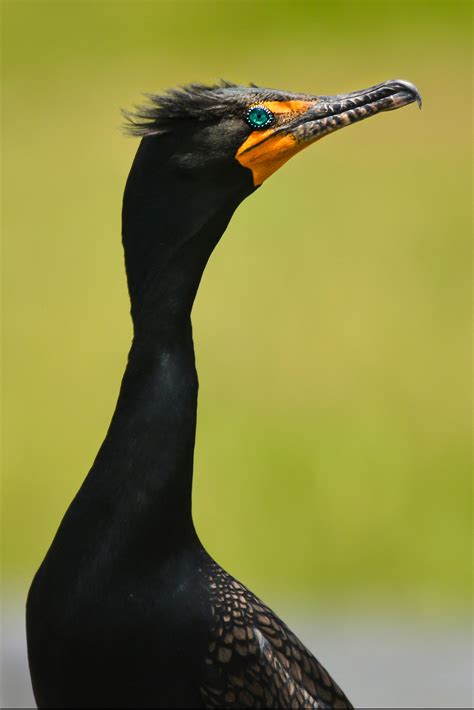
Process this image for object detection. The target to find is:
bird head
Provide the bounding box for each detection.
[122,80,421,320]
[124,79,421,192]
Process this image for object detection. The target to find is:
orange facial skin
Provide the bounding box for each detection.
[236,100,313,186]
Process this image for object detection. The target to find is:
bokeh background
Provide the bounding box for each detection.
[2,0,472,707]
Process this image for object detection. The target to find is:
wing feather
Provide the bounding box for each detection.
[200,561,352,709]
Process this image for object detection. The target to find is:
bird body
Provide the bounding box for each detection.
[27,79,420,708]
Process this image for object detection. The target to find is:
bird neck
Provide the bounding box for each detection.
[121,135,251,328]
[85,156,243,546]
[91,318,198,542]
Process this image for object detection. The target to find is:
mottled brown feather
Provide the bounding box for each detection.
[200,561,352,709]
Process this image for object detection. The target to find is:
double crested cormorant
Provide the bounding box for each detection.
[26,79,421,708]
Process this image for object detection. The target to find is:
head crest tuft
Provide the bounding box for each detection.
[122,80,240,136]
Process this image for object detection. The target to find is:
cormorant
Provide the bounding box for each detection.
[26,79,421,709]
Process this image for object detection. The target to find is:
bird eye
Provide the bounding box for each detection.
[246,105,274,130]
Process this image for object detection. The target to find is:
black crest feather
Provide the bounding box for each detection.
[122,80,242,137]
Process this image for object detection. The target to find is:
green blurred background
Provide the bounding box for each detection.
[3,0,471,631]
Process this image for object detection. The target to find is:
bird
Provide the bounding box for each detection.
[26,78,421,709]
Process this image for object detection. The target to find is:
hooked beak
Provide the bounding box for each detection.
[292,79,422,144]
[236,79,422,186]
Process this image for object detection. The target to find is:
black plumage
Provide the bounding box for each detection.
[26,79,420,708]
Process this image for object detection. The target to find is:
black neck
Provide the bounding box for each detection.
[92,208,236,533]
[76,137,250,552]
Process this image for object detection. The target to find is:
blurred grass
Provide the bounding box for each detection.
[2,1,471,616]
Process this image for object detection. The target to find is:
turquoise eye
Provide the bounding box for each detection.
[246,105,274,129]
